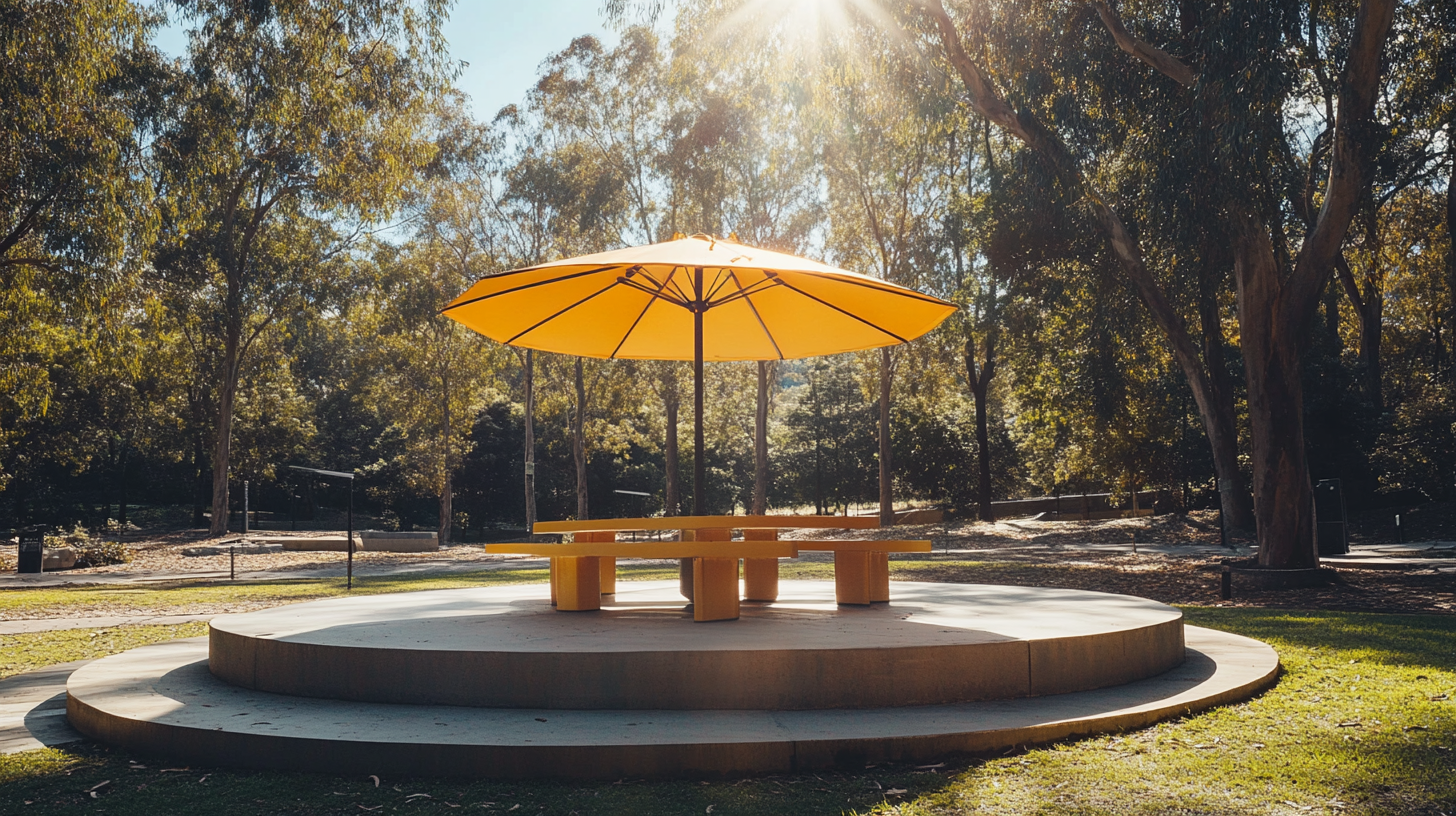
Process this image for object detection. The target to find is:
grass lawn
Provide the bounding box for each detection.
[1,570,1453,814]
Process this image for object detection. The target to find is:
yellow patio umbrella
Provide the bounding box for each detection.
[442,233,956,514]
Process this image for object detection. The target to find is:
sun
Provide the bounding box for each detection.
[698,0,901,70]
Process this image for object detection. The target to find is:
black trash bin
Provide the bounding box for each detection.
[1315,479,1349,556]
[17,527,44,573]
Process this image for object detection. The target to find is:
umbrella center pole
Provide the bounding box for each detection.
[681,268,707,602]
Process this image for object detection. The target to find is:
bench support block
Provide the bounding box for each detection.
[742,529,779,602]
[834,550,891,606]
[690,529,737,621]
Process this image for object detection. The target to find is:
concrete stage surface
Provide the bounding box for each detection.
[207,581,1187,709]
[67,581,1280,778]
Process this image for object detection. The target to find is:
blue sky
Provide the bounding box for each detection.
[151,1,618,122]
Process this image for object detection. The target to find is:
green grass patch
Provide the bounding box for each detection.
[0,568,556,618]
[1,608,1452,814]
[0,623,209,681]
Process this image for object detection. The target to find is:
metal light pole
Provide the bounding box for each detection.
[288,465,357,590]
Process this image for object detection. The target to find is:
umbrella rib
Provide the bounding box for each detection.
[504,281,620,345]
[617,276,689,308]
[440,265,621,314]
[706,276,781,309]
[666,267,695,305]
[704,267,734,303]
[732,272,784,361]
[774,279,910,343]
[609,275,675,359]
[795,272,954,307]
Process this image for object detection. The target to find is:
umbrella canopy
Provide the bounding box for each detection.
[443,233,956,517]
[442,234,956,362]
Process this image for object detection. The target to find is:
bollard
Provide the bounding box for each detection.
[1395,514,1404,544]
[230,546,235,581]
[1220,565,1232,600]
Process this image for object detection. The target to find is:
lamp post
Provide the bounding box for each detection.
[288,466,357,589]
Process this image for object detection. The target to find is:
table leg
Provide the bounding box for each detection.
[834,550,872,606]
[571,531,616,596]
[599,556,616,595]
[693,558,740,621]
[743,529,779,602]
[691,527,737,621]
[554,555,602,611]
[870,550,890,603]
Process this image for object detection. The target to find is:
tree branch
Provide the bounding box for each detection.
[1090,0,1198,87]
[1286,0,1398,325]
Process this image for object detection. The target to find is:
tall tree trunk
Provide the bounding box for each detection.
[209,319,241,537]
[665,380,680,516]
[1446,145,1455,403]
[439,371,452,545]
[1197,258,1255,529]
[878,347,894,527]
[1323,276,1342,350]
[753,360,770,516]
[573,356,588,520]
[117,445,128,527]
[523,349,536,533]
[192,432,206,528]
[1231,213,1317,568]
[1336,206,1387,415]
[965,337,996,522]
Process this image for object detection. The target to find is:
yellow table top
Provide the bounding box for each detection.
[532,515,881,534]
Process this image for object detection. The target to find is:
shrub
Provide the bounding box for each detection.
[72,539,132,568]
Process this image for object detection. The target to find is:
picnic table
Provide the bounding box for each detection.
[484,515,931,622]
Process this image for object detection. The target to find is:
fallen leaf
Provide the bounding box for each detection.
[198,775,210,784]
[160,768,189,773]
[86,780,111,798]
[885,788,908,795]
[1251,743,1266,749]
[1337,721,1361,728]
[444,804,461,809]
[406,793,432,800]
[1430,694,1448,701]
[1404,725,1430,732]
[915,763,945,770]
[359,806,383,812]
[370,775,381,788]
[509,805,520,811]
[534,718,548,722]
[706,806,715,814]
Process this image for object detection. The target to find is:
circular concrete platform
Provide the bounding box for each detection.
[207,581,1187,710]
[66,624,1278,778]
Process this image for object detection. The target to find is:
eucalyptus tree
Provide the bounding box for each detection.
[151,0,453,535]
[362,239,502,544]
[897,0,1398,567]
[821,55,953,525]
[0,0,159,464]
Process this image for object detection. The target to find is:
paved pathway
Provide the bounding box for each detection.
[0,555,550,589]
[0,660,89,754]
